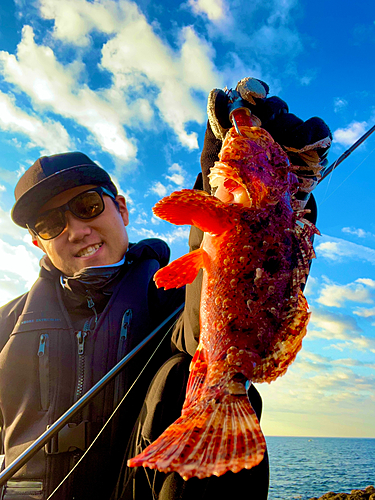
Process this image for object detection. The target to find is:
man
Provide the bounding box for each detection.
[0,152,184,499]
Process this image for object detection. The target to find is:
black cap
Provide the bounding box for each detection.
[11,152,118,228]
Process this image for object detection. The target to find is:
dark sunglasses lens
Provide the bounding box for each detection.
[70,191,104,219]
[35,209,66,240]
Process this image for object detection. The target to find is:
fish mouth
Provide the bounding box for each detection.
[209,163,256,208]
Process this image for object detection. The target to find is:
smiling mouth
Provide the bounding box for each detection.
[76,243,103,258]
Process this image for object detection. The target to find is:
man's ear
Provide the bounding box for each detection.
[28,228,46,252]
[115,195,129,226]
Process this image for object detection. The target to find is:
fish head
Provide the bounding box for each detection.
[209,127,298,209]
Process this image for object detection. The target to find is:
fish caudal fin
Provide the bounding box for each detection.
[127,393,266,480]
[154,248,205,289]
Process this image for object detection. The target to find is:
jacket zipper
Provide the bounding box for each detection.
[75,330,88,402]
[38,334,49,411]
[114,309,132,407]
[75,294,97,403]
[117,309,132,363]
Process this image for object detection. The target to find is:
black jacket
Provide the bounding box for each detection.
[0,239,184,500]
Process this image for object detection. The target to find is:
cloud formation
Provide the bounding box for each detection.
[316,278,374,308]
[0,90,72,155]
[133,225,190,245]
[316,234,375,265]
[0,25,140,163]
[333,120,368,147]
[342,226,372,238]
[188,0,226,21]
[39,0,221,151]
[0,239,40,305]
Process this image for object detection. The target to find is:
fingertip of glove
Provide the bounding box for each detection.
[207,88,231,140]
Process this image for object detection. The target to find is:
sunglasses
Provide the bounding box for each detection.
[27,186,116,240]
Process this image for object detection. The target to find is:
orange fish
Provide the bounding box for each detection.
[128,119,318,480]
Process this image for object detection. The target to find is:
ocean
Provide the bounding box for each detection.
[266,436,375,500]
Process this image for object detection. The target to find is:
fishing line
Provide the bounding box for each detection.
[320,145,375,206]
[46,318,179,500]
[320,155,337,204]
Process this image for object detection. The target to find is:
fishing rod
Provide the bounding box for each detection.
[319,123,375,184]
[0,303,184,488]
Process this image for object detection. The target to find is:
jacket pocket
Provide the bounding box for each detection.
[3,480,43,499]
[114,309,132,407]
[37,334,49,411]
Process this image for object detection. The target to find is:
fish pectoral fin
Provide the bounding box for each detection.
[153,189,233,235]
[154,248,205,289]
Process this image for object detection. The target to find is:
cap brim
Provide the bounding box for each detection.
[11,165,117,228]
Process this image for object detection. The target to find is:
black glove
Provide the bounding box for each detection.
[202,77,332,209]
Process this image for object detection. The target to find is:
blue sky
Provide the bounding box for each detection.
[0,0,374,438]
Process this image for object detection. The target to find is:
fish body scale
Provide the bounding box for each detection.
[128,124,317,480]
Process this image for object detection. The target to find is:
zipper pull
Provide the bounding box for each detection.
[76,331,88,355]
[86,292,98,325]
[38,334,47,356]
[120,309,132,340]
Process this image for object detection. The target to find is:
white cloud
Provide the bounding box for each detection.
[251,24,302,57]
[133,226,190,245]
[260,347,375,437]
[334,97,348,112]
[149,164,189,198]
[188,0,226,21]
[0,239,40,305]
[309,308,362,338]
[150,181,168,198]
[308,308,375,354]
[333,121,367,147]
[0,90,72,155]
[0,25,138,163]
[316,234,375,265]
[354,307,375,318]
[342,226,372,238]
[134,210,149,225]
[357,278,375,288]
[316,278,374,308]
[38,0,126,46]
[166,163,188,187]
[101,22,220,150]
[0,205,30,240]
[242,0,303,62]
[36,0,222,152]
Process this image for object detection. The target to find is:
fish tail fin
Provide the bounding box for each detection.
[127,393,266,480]
[154,248,205,289]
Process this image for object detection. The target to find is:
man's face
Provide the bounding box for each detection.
[32,184,129,276]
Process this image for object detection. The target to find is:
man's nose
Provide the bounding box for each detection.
[65,211,92,241]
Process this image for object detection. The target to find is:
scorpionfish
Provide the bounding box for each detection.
[128,117,319,480]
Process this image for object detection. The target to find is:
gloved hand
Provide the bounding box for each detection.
[201,77,332,210]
